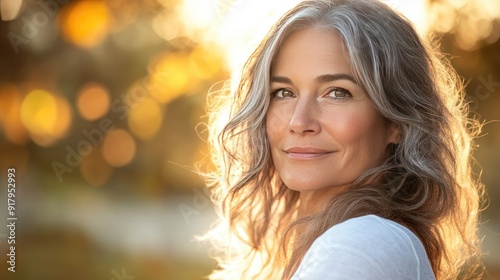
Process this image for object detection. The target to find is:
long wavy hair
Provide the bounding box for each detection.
[201,0,484,279]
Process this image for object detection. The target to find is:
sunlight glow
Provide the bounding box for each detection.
[209,0,301,74]
[189,45,223,79]
[383,0,429,34]
[186,0,428,75]
[152,10,183,42]
[179,0,217,34]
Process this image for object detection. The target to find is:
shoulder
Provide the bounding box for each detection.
[320,215,424,254]
[291,215,436,280]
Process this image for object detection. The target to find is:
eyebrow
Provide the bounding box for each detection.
[271,74,358,85]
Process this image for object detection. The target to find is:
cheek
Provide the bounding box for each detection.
[322,109,359,142]
[265,106,289,142]
[325,107,387,149]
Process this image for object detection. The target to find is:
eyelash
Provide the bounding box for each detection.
[270,87,352,101]
[327,87,352,101]
[271,88,294,100]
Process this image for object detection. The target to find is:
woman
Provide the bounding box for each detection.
[202,0,484,279]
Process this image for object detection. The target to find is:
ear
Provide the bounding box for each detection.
[387,122,401,144]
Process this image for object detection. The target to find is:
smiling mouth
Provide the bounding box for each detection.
[284,147,334,159]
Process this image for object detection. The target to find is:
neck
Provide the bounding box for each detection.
[297,184,351,218]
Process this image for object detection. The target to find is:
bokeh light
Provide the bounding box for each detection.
[152,10,183,42]
[189,45,223,80]
[20,89,57,135]
[148,51,194,103]
[80,148,114,187]
[429,0,500,50]
[77,82,111,121]
[20,89,72,147]
[102,128,136,167]
[177,0,218,39]
[128,97,163,141]
[60,0,112,48]
[52,95,73,140]
[0,0,23,21]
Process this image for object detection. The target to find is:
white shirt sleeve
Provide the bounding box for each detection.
[291,215,436,280]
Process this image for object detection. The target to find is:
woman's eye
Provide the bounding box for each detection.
[272,89,295,99]
[326,87,352,99]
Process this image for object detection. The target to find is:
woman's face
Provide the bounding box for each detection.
[266,27,398,194]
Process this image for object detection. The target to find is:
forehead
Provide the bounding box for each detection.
[272,27,353,76]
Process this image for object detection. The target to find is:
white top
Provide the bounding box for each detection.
[291,215,436,280]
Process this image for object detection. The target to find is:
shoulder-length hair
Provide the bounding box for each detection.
[202,0,484,279]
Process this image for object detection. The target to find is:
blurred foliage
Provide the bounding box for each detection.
[0,0,498,279]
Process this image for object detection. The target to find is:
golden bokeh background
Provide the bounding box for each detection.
[0,0,498,279]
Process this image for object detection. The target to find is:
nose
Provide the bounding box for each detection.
[288,98,320,134]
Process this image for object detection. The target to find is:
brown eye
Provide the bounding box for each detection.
[272,89,295,99]
[326,87,352,99]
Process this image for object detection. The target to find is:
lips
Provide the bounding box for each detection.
[284,147,334,159]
